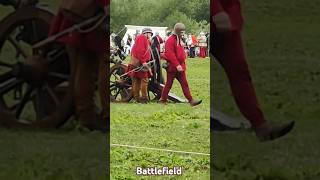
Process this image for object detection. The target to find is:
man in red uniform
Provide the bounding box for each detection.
[129,28,153,103]
[49,0,109,131]
[160,23,202,106]
[211,0,295,141]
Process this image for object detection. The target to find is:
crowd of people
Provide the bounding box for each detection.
[122,23,202,106]
[115,30,209,59]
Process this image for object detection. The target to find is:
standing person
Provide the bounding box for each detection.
[186,34,192,57]
[206,32,210,57]
[128,28,153,103]
[49,0,109,131]
[189,34,197,58]
[211,0,294,141]
[126,35,132,54]
[160,23,202,107]
[151,32,164,53]
[198,32,207,58]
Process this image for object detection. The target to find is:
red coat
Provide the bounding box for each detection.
[163,34,187,73]
[49,0,108,53]
[211,0,244,31]
[129,34,151,78]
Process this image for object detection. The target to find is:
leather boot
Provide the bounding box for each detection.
[189,99,202,107]
[255,121,295,142]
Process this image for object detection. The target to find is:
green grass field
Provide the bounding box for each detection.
[212,1,320,179]
[111,57,210,179]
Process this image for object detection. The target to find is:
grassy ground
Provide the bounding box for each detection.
[0,128,108,180]
[0,1,109,180]
[111,57,210,179]
[212,1,320,179]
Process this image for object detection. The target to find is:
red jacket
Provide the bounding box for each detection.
[130,34,151,78]
[211,0,244,31]
[164,34,187,73]
[49,0,108,53]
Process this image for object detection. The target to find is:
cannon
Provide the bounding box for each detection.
[0,1,106,129]
[109,33,186,103]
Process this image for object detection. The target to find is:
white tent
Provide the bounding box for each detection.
[122,25,168,46]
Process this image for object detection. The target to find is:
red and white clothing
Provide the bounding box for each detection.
[161,34,193,102]
[49,0,108,53]
[211,0,244,31]
[211,0,266,128]
[129,34,151,78]
[198,34,207,58]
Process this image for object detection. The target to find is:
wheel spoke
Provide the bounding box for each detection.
[47,48,67,64]
[31,20,40,44]
[8,103,18,111]
[15,85,33,119]
[44,83,61,106]
[0,61,14,68]
[123,88,130,98]
[30,20,41,55]
[8,36,28,58]
[48,72,69,80]
[112,74,120,80]
[0,71,13,83]
[0,97,6,109]
[0,79,23,95]
[35,87,46,120]
[110,86,117,92]
[114,89,121,99]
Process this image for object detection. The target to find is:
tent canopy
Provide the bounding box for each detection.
[122,25,168,45]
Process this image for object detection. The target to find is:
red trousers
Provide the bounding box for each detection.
[212,31,266,128]
[199,47,207,58]
[161,71,193,102]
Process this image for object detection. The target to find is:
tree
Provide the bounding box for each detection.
[110,0,210,35]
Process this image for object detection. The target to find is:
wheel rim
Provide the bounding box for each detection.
[0,7,73,127]
[109,64,132,102]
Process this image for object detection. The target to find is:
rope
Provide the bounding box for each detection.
[119,59,155,78]
[32,13,105,49]
[116,26,127,36]
[111,143,210,156]
[77,15,107,33]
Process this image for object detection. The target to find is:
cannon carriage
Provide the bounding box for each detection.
[0,0,106,128]
[109,32,186,103]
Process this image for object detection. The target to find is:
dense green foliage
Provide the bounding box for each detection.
[110,0,209,35]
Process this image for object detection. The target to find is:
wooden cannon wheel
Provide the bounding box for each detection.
[0,6,74,129]
[109,60,184,103]
[109,63,132,102]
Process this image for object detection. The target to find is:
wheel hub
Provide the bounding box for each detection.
[12,55,48,84]
[115,79,130,88]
